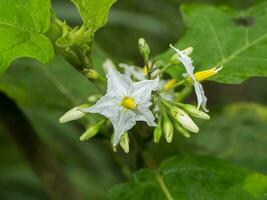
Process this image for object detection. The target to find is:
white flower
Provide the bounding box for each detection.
[170,44,208,112]
[82,62,159,146]
[119,63,146,81]
[119,63,160,81]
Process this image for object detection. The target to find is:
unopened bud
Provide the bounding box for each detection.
[173,122,190,138]
[87,94,101,102]
[179,104,210,120]
[170,46,193,64]
[163,79,177,91]
[84,69,101,81]
[153,117,163,143]
[103,59,116,72]
[138,38,150,62]
[111,134,118,152]
[163,113,173,143]
[80,119,106,141]
[170,107,199,133]
[119,133,130,153]
[59,104,89,123]
[182,46,193,55]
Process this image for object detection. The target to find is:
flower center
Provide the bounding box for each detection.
[121,97,137,110]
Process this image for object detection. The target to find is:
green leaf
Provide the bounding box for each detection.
[188,103,267,174]
[0,0,54,76]
[108,155,267,200]
[158,3,267,84]
[71,0,117,32]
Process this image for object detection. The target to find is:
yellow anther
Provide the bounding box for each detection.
[143,66,148,76]
[121,97,137,110]
[163,79,177,90]
[194,66,222,81]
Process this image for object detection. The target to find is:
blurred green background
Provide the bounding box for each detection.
[1,0,267,199]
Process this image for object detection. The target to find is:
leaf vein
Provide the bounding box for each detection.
[155,172,174,200]
[215,32,267,66]
[205,17,226,60]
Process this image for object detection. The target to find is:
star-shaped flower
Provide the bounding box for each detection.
[170,44,208,112]
[82,61,159,146]
[119,63,146,81]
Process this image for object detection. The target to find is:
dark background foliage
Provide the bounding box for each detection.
[0,0,267,199]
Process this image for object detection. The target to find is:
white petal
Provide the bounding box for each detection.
[81,95,120,118]
[170,44,208,112]
[106,63,133,97]
[110,110,136,146]
[103,59,116,73]
[119,63,146,81]
[194,82,208,112]
[170,44,195,79]
[132,77,159,103]
[134,106,156,126]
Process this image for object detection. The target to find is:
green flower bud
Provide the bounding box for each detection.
[170,54,180,65]
[80,119,106,141]
[111,133,118,152]
[87,94,101,102]
[163,113,173,143]
[138,38,150,62]
[179,104,210,120]
[153,116,163,143]
[173,121,190,138]
[59,104,90,123]
[84,69,104,82]
[119,133,130,153]
[182,46,193,55]
[170,46,193,64]
[56,23,87,48]
[170,106,199,133]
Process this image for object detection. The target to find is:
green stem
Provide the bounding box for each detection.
[152,64,176,78]
[158,80,185,93]
[175,86,193,102]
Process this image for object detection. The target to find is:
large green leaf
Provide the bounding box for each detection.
[71,0,117,32]
[0,0,54,76]
[188,103,267,173]
[108,155,267,200]
[158,2,267,84]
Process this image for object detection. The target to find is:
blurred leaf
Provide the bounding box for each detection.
[0,46,118,199]
[108,155,267,200]
[0,0,54,76]
[158,2,267,84]
[188,103,267,173]
[70,0,117,32]
[0,167,49,200]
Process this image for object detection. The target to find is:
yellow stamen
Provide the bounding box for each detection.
[143,66,148,76]
[121,97,137,110]
[163,79,177,90]
[186,67,223,82]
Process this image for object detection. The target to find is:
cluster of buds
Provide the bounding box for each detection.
[154,99,210,143]
[59,38,222,153]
